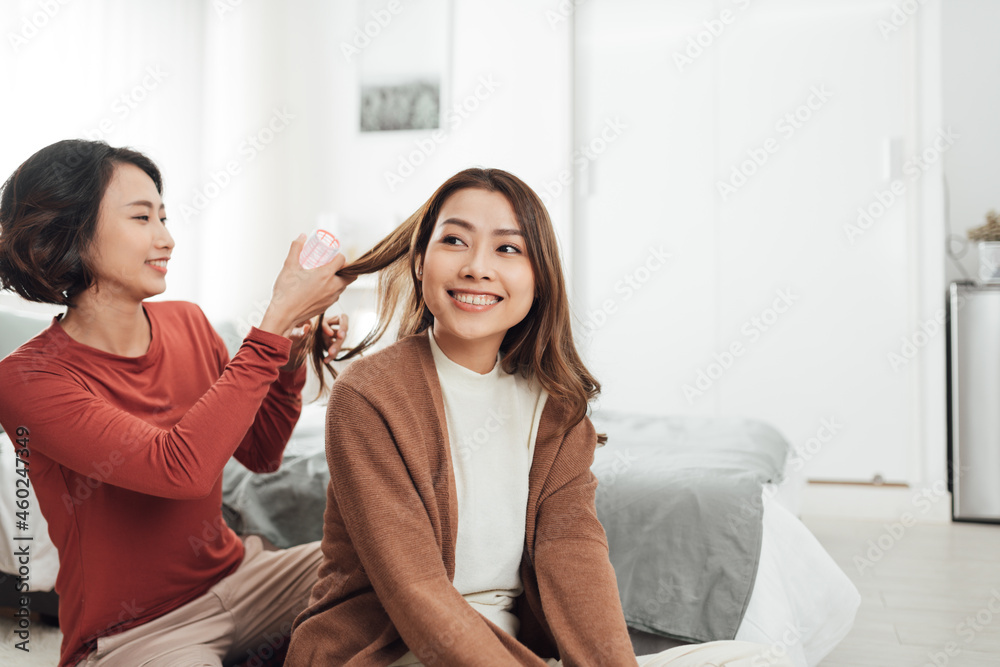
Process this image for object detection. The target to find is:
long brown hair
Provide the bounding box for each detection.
[309,168,604,441]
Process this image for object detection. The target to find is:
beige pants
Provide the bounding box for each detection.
[81,536,322,667]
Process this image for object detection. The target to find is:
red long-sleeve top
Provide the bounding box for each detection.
[0,300,306,667]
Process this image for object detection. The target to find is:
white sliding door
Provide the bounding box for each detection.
[575,0,917,483]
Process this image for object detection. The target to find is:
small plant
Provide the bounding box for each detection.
[968,210,1000,242]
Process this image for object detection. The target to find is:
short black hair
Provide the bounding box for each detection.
[0,139,163,306]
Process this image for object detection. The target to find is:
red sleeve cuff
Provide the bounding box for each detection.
[244,326,293,360]
[243,327,307,394]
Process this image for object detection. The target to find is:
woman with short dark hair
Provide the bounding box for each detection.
[0,139,350,666]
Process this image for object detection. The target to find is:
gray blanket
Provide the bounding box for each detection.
[222,405,788,643]
[589,411,788,642]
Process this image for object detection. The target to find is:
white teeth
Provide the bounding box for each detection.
[452,292,499,306]
[147,260,167,268]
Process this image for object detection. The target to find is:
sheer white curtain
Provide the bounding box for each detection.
[1,0,209,309]
[2,1,576,335]
[0,0,425,336]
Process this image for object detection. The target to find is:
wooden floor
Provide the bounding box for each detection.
[803,516,1000,666]
[3,517,999,665]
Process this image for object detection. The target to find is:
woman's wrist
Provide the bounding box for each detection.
[258,305,295,338]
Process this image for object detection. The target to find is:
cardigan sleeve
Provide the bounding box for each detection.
[530,416,639,667]
[323,382,550,666]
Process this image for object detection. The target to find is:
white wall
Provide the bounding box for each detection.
[196,0,574,337]
[0,0,207,316]
[0,1,572,337]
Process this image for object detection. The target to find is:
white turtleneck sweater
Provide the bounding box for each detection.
[389,331,548,666]
[429,329,547,633]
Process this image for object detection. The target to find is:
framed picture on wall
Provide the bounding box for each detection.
[357,0,451,132]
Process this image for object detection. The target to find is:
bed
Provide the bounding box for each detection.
[0,305,859,666]
[220,402,859,667]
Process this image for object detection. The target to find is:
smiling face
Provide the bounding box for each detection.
[420,188,536,372]
[84,162,173,305]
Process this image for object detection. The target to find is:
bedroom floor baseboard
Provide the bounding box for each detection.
[799,482,952,523]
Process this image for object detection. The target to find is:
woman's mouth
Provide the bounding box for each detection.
[448,290,502,309]
[146,259,168,274]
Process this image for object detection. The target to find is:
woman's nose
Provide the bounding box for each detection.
[462,247,495,280]
[158,223,175,251]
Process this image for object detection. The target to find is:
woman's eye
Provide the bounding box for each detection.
[442,235,466,246]
[134,215,149,221]
[160,217,168,225]
[498,244,521,254]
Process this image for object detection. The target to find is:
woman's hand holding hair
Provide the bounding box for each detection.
[259,235,355,339]
[318,313,349,360]
[279,313,349,373]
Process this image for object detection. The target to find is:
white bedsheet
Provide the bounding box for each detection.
[735,483,860,667]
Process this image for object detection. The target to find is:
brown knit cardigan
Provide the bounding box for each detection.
[285,331,638,666]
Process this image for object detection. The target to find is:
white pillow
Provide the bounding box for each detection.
[0,432,60,591]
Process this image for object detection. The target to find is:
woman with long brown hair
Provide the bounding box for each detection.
[285,168,790,666]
